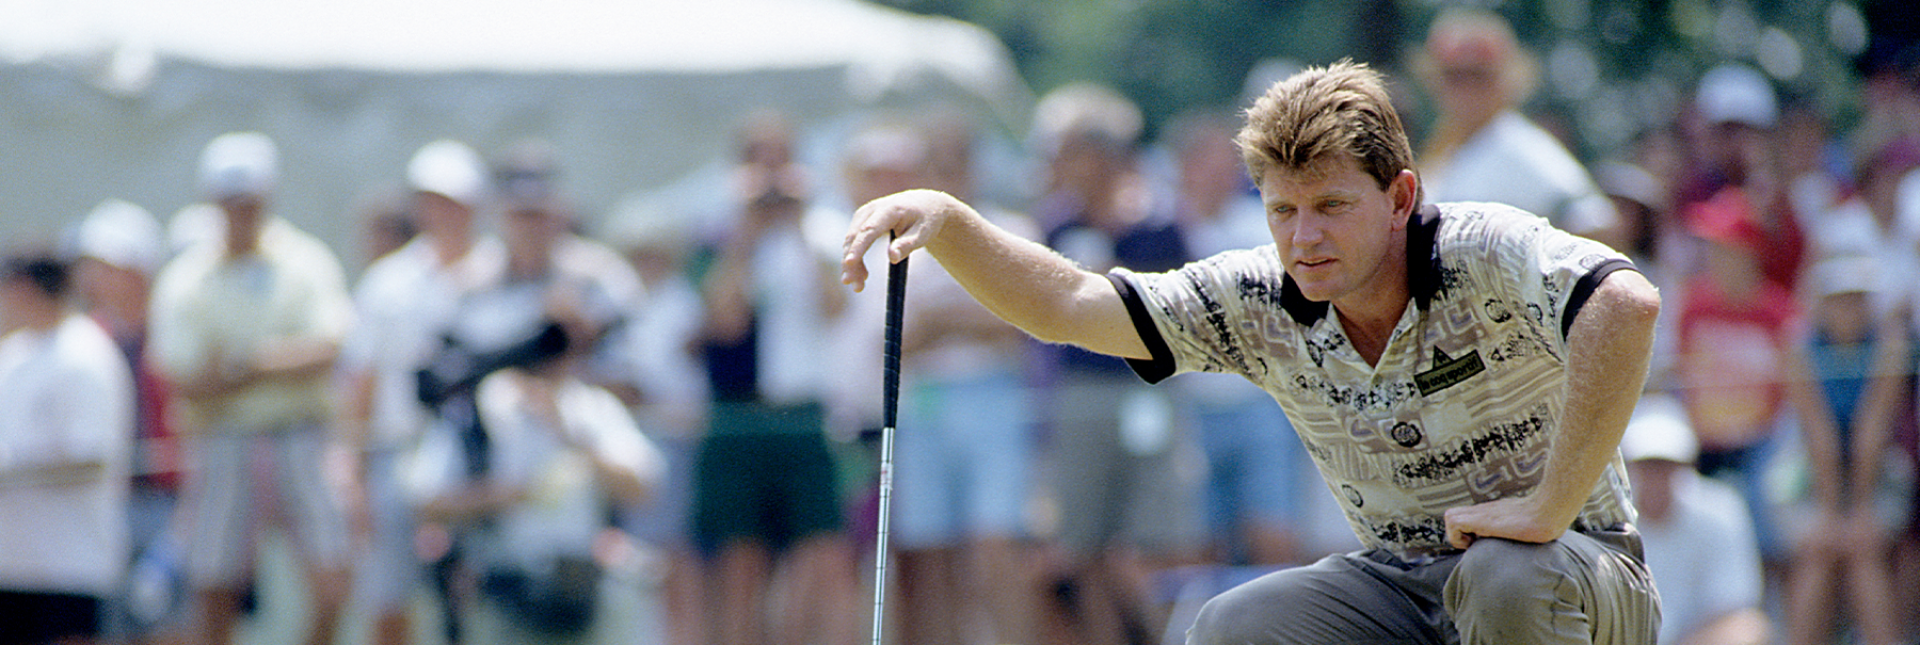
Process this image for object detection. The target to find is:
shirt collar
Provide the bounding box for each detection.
[1279,203,1444,326]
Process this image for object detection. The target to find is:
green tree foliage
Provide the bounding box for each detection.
[877,0,1878,158]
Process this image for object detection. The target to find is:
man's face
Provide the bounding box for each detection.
[416,191,473,239]
[218,193,265,255]
[1259,155,1415,306]
[1434,62,1505,121]
[504,204,564,265]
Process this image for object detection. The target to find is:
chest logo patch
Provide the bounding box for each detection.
[1415,346,1484,396]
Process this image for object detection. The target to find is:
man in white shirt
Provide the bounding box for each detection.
[1413,8,1619,246]
[1622,393,1770,645]
[0,252,134,645]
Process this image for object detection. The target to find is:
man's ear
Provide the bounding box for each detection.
[1389,169,1419,229]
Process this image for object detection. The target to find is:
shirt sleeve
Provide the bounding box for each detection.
[1108,246,1296,386]
[1472,205,1636,351]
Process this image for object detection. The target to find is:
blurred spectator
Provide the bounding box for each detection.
[1412,7,1620,246]
[1676,64,1807,291]
[408,342,663,643]
[694,110,858,645]
[477,140,643,393]
[1781,254,1910,645]
[1851,18,1920,168]
[602,195,708,645]
[148,132,353,645]
[1778,100,1848,245]
[850,115,1042,645]
[0,251,134,645]
[347,188,417,272]
[1158,107,1309,568]
[338,139,502,645]
[1672,189,1798,564]
[70,198,186,641]
[1621,393,1771,645]
[1830,138,1920,312]
[1028,83,1202,645]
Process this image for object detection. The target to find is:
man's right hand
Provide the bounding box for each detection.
[841,189,965,292]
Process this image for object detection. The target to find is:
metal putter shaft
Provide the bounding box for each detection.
[870,253,908,645]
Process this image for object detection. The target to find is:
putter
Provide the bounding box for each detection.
[870,252,908,645]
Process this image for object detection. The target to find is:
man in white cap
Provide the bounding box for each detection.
[72,198,190,640]
[1622,393,1771,645]
[148,131,354,645]
[338,138,502,645]
[1675,63,1806,290]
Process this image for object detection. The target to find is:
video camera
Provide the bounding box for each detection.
[415,321,571,409]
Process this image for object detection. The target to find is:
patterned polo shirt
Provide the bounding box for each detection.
[1110,202,1639,560]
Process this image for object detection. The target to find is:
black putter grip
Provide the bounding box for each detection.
[882,255,909,430]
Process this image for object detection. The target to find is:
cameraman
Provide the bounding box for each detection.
[405,140,649,641]
[408,314,662,643]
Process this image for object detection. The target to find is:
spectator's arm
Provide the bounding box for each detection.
[1675,608,1770,645]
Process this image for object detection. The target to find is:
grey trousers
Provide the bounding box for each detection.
[1186,529,1661,645]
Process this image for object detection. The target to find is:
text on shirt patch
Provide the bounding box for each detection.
[1415,346,1484,396]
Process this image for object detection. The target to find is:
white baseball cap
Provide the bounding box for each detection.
[75,198,165,274]
[407,139,489,207]
[1696,64,1778,129]
[198,131,279,199]
[1620,393,1698,464]
[1810,253,1881,299]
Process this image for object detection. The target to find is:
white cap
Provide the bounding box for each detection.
[1810,253,1880,299]
[1594,161,1668,214]
[75,198,165,274]
[1696,64,1777,129]
[1620,393,1698,463]
[407,139,488,207]
[198,131,279,198]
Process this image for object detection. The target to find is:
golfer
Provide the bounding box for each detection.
[842,61,1661,644]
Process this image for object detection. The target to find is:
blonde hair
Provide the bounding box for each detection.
[1236,59,1420,204]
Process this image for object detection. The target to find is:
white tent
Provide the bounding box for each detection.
[0,0,1030,264]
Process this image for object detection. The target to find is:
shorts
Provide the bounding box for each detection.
[1191,396,1304,543]
[351,448,423,612]
[183,423,351,588]
[892,372,1034,549]
[1048,373,1202,560]
[693,401,843,555]
[0,590,102,645]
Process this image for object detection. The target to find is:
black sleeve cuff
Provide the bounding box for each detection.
[1560,257,1636,339]
[1107,273,1178,384]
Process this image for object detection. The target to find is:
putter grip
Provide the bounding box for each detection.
[882,255,909,430]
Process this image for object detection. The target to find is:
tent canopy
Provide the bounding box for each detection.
[0,0,1030,263]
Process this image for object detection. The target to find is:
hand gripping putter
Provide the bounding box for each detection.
[869,253,909,645]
